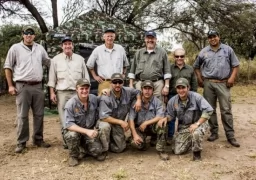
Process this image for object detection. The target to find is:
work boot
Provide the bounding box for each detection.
[158,151,169,161]
[150,136,157,147]
[68,157,79,167]
[15,143,26,153]
[228,138,240,147]
[207,134,219,142]
[193,151,201,161]
[33,140,51,148]
[166,136,173,146]
[96,151,107,161]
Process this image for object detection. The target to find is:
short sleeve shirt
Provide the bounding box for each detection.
[64,94,99,129]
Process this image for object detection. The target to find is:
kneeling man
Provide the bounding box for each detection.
[158,78,213,160]
[128,80,169,160]
[64,78,107,166]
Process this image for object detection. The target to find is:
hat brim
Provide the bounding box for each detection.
[104,30,115,33]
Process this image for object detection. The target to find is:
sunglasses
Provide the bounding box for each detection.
[23,31,35,35]
[112,80,123,84]
[175,55,185,58]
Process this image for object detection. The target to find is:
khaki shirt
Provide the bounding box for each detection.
[4,41,50,81]
[128,46,171,80]
[86,44,129,79]
[48,53,89,90]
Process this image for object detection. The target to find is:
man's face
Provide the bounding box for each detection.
[208,35,220,47]
[62,41,73,54]
[103,32,115,46]
[176,85,189,99]
[22,30,35,45]
[145,36,157,50]
[174,49,185,66]
[111,79,123,93]
[76,85,90,99]
[142,86,153,99]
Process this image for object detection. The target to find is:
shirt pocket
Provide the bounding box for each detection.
[72,68,82,80]
[56,66,67,79]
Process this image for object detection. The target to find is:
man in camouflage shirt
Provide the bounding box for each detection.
[158,78,213,161]
[99,73,141,153]
[128,80,169,160]
[64,78,107,166]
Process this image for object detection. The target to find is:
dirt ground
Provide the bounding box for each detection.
[0,85,256,180]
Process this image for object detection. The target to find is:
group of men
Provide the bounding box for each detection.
[4,25,240,167]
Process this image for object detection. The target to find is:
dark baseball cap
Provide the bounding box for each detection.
[111,73,123,81]
[23,26,35,32]
[141,80,154,89]
[61,36,72,43]
[104,28,115,33]
[175,78,189,88]
[207,30,219,37]
[76,78,91,87]
[145,30,156,38]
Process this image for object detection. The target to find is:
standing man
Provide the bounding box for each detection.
[128,30,171,101]
[193,30,240,147]
[4,26,51,153]
[128,80,169,160]
[86,29,129,95]
[158,78,213,161]
[167,48,198,143]
[48,36,89,148]
[99,73,141,153]
[64,78,107,167]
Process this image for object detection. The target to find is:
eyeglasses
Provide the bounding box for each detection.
[23,31,35,35]
[112,80,123,84]
[175,55,185,58]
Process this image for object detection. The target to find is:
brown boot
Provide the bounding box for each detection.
[68,157,79,167]
[96,151,108,161]
[33,140,51,148]
[158,151,169,161]
[193,151,201,161]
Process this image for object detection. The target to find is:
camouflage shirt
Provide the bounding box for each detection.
[99,87,140,120]
[193,43,240,80]
[128,46,171,80]
[64,94,99,129]
[167,91,213,127]
[128,96,165,126]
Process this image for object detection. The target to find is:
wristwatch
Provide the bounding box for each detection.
[165,85,169,88]
[195,122,200,126]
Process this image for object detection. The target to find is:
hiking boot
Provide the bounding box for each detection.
[33,140,51,148]
[96,151,107,161]
[15,143,26,153]
[158,151,169,161]
[228,138,240,147]
[207,134,219,142]
[68,157,79,167]
[166,137,173,146]
[193,151,201,161]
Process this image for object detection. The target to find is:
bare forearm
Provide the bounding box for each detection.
[49,87,55,94]
[230,66,239,80]
[146,117,162,126]
[164,79,170,86]
[5,69,14,87]
[67,124,90,136]
[102,116,122,125]
[195,68,202,80]
[89,69,98,79]
[128,120,137,135]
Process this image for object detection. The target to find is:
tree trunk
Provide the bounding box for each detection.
[20,0,48,33]
[51,0,58,28]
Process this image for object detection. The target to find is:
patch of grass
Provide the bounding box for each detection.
[112,168,128,180]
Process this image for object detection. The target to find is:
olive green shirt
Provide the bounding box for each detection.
[128,46,171,80]
[169,63,197,95]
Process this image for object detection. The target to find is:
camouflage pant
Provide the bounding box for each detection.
[173,122,209,154]
[131,124,167,152]
[99,122,126,153]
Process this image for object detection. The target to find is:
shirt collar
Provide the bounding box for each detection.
[62,52,73,60]
[143,46,158,54]
[104,44,116,51]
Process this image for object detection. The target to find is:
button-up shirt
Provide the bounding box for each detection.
[86,44,129,79]
[99,87,140,120]
[170,63,197,95]
[167,91,213,128]
[128,96,165,126]
[128,46,171,80]
[64,94,99,129]
[48,53,89,90]
[4,41,50,81]
[193,44,240,80]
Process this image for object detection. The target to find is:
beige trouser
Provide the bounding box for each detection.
[135,80,164,101]
[98,81,111,96]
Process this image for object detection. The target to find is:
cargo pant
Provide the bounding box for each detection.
[131,124,167,152]
[173,122,209,154]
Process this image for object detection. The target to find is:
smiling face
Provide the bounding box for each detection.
[145,35,157,50]
[103,32,115,47]
[174,49,185,66]
[176,85,189,100]
[62,40,73,55]
[76,85,90,99]
[142,86,154,99]
[111,80,123,93]
[22,30,35,45]
[208,35,220,48]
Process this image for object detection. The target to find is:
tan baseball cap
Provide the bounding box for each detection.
[76,78,91,87]
[141,80,154,89]
[175,78,189,88]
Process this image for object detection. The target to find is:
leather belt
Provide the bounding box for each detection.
[101,78,111,81]
[16,81,42,85]
[206,78,227,83]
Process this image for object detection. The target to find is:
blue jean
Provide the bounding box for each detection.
[167,93,176,138]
